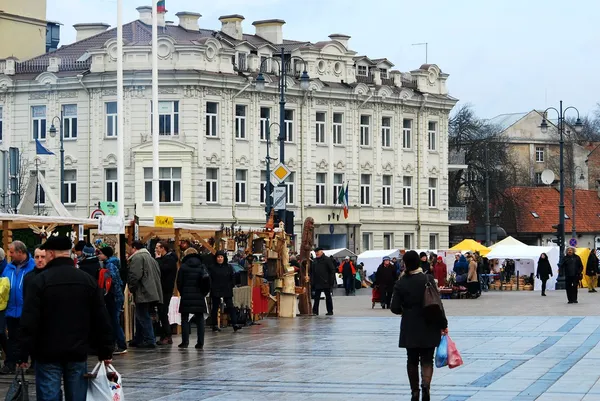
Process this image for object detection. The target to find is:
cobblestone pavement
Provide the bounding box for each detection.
[2,288,600,400]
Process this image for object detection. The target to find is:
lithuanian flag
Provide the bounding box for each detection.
[157,0,166,12]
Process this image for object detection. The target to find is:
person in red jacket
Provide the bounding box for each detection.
[433,256,447,287]
[339,256,356,296]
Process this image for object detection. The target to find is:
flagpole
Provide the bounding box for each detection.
[35,159,40,215]
[116,0,125,221]
[151,0,160,217]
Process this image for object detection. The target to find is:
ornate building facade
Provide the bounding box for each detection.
[0,6,458,252]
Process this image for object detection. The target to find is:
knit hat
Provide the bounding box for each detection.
[184,248,198,256]
[74,241,86,252]
[419,252,427,258]
[98,246,114,258]
[382,256,391,261]
[345,256,350,260]
[82,245,96,257]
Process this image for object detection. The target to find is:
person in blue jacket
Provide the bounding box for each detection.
[0,240,35,374]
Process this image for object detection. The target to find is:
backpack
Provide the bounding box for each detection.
[98,268,113,296]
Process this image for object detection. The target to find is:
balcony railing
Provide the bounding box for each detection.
[449,149,466,166]
[449,206,468,221]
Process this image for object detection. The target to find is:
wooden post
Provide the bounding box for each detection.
[1,220,9,258]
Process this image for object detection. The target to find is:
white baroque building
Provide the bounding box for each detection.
[0,6,459,252]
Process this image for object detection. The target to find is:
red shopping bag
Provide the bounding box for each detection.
[447,335,463,369]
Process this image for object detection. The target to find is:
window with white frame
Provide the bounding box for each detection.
[143,167,182,203]
[62,104,78,139]
[403,176,412,207]
[428,178,438,208]
[0,106,3,142]
[260,170,270,204]
[33,170,46,205]
[360,174,371,206]
[235,105,246,139]
[237,52,247,71]
[206,168,218,203]
[428,121,437,151]
[284,109,294,142]
[333,113,343,145]
[360,115,370,146]
[383,233,393,249]
[260,107,270,141]
[235,169,247,204]
[32,105,47,140]
[429,234,438,250]
[404,233,414,250]
[382,116,391,148]
[206,102,218,137]
[380,68,389,79]
[403,119,412,149]
[105,168,118,202]
[315,112,326,144]
[382,175,392,206]
[63,169,77,205]
[315,173,326,205]
[105,102,117,137]
[333,173,344,205]
[362,232,372,252]
[357,65,368,76]
[151,101,179,135]
[285,173,295,204]
[535,146,544,162]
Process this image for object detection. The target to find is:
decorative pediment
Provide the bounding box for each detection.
[316,159,328,170]
[320,42,346,55]
[334,160,345,170]
[157,37,176,60]
[382,162,393,173]
[426,64,441,84]
[64,155,77,166]
[132,139,195,154]
[403,163,414,173]
[284,76,296,89]
[206,153,220,165]
[0,76,14,89]
[428,166,440,175]
[399,88,414,100]
[308,79,325,92]
[286,158,297,169]
[353,83,370,96]
[104,154,117,166]
[235,155,249,166]
[35,72,58,86]
[361,161,373,172]
[378,86,393,99]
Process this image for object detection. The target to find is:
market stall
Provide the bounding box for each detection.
[357,249,400,275]
[489,236,526,249]
[323,248,356,259]
[450,239,490,256]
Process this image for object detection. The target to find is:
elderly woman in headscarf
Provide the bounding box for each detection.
[453,254,469,285]
[433,256,447,287]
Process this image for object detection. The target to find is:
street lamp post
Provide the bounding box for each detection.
[540,101,583,265]
[48,111,64,204]
[264,120,280,222]
[256,47,310,231]
[572,165,585,239]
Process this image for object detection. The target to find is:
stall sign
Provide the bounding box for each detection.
[154,215,174,228]
[100,201,118,216]
[99,216,125,234]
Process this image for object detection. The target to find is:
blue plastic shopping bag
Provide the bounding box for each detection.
[435,335,448,368]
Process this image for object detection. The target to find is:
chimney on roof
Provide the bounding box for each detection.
[137,5,166,27]
[328,34,350,49]
[73,23,110,42]
[219,14,244,41]
[252,19,285,45]
[176,12,201,31]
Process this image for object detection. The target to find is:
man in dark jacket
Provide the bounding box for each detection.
[311,247,335,316]
[155,241,178,345]
[208,250,241,332]
[19,235,113,400]
[376,256,399,309]
[560,247,584,304]
[586,249,599,293]
[76,243,101,280]
[339,256,356,296]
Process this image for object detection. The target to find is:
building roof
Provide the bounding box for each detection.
[508,187,600,234]
[486,112,529,132]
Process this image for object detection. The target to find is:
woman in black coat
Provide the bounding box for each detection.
[585,250,599,293]
[177,248,211,349]
[391,251,448,401]
[536,253,553,297]
[208,250,241,332]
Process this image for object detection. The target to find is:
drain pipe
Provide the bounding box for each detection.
[231,77,253,225]
[77,74,91,216]
[416,95,427,248]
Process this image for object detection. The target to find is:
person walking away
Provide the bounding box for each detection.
[311,247,335,316]
[434,256,447,287]
[97,246,127,354]
[127,241,163,348]
[467,254,480,298]
[155,241,178,345]
[536,253,553,296]
[585,249,599,293]
[560,247,584,304]
[391,250,448,401]
[177,248,211,349]
[420,252,431,274]
[0,240,35,375]
[208,250,241,332]
[376,256,399,309]
[76,243,101,280]
[19,235,113,401]
[339,256,356,296]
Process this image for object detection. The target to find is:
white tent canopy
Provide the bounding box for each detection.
[323,248,356,259]
[486,245,560,291]
[17,171,72,217]
[357,249,400,275]
[489,236,526,249]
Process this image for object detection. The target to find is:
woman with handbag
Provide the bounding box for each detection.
[391,250,448,401]
[176,248,211,349]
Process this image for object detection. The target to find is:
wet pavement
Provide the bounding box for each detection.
[2,288,600,400]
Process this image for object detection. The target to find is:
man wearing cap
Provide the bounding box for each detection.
[376,256,399,309]
[339,256,356,296]
[19,235,113,400]
[74,241,102,281]
[311,247,336,316]
[560,247,584,304]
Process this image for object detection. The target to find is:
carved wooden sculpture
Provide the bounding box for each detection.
[298,217,314,315]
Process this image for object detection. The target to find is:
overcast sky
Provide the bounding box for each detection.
[47,0,599,119]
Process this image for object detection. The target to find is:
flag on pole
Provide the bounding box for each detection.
[343,183,349,219]
[157,0,166,12]
[35,139,54,155]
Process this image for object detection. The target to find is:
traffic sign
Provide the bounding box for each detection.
[273,186,287,210]
[271,163,291,184]
[90,209,105,219]
[569,238,578,247]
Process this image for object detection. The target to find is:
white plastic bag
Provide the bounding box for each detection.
[86,362,125,401]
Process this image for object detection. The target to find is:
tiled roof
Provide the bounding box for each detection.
[508,187,600,234]
[486,112,529,132]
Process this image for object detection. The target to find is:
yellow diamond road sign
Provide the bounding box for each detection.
[271,163,291,183]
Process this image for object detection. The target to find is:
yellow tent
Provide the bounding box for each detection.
[450,239,491,256]
[576,248,592,288]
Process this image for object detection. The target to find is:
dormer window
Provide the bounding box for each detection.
[357,65,368,76]
[237,52,247,71]
[379,68,388,79]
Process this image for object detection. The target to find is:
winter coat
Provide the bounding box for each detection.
[434,261,447,287]
[20,257,113,364]
[467,260,478,283]
[391,272,448,349]
[23,268,44,303]
[156,251,178,297]
[311,255,336,290]
[208,254,235,298]
[454,255,469,283]
[375,263,398,290]
[536,258,553,280]
[105,256,124,309]
[339,261,356,277]
[127,248,163,305]
[586,252,599,276]
[420,260,431,274]
[1,255,35,318]
[177,254,211,314]
[560,253,584,278]
[79,256,101,281]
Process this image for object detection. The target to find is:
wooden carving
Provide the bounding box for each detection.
[29,224,58,243]
[298,217,314,315]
